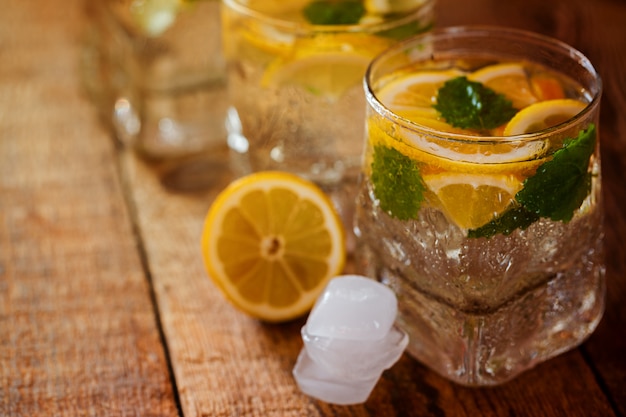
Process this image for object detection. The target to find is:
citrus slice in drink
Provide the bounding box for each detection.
[424,172,524,230]
[365,0,424,13]
[262,52,372,98]
[530,74,566,101]
[468,63,538,109]
[503,98,587,135]
[261,34,392,99]
[200,171,346,322]
[378,69,465,111]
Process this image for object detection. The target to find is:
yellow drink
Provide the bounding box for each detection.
[356,27,605,385]
[222,0,434,233]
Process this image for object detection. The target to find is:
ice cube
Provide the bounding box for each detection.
[292,275,408,405]
[293,348,379,406]
[305,275,398,341]
[301,324,408,380]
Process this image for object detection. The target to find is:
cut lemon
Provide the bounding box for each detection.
[239,21,296,57]
[262,34,392,99]
[246,0,310,16]
[262,52,372,98]
[365,0,425,13]
[424,173,524,230]
[468,63,538,109]
[378,69,465,111]
[503,98,587,136]
[200,171,346,322]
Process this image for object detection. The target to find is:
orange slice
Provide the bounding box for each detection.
[468,63,539,109]
[200,171,346,322]
[530,74,566,101]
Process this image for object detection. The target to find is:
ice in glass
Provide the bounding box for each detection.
[356,27,605,385]
[221,0,434,234]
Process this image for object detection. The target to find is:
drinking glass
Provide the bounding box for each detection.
[83,0,229,185]
[221,0,435,239]
[356,26,605,385]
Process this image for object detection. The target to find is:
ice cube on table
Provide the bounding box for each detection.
[293,275,408,405]
[301,325,408,380]
[305,274,398,341]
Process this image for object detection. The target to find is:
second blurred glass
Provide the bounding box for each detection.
[83,0,229,180]
[222,0,434,238]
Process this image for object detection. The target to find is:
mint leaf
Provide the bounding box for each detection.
[303,1,365,25]
[516,124,596,222]
[371,145,425,220]
[469,124,597,238]
[468,206,539,239]
[434,76,517,130]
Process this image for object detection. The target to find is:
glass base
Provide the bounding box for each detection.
[356,243,606,386]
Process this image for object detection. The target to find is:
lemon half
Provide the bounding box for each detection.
[200,172,346,322]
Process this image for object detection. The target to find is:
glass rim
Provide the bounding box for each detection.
[222,0,435,35]
[364,25,603,144]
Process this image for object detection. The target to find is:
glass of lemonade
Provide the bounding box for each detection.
[356,26,605,385]
[83,0,228,168]
[221,0,434,236]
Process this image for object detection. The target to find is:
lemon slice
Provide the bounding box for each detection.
[424,173,523,230]
[378,69,465,111]
[262,34,392,99]
[240,22,296,58]
[503,99,587,136]
[200,171,346,322]
[365,0,425,13]
[468,63,539,109]
[262,52,372,98]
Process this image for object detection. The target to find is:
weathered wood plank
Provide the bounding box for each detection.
[114,0,626,415]
[2,0,625,415]
[122,141,614,417]
[118,0,626,415]
[0,1,179,416]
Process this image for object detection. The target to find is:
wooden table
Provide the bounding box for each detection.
[1,0,625,415]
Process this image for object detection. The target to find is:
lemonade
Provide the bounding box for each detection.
[355,27,605,385]
[222,0,434,230]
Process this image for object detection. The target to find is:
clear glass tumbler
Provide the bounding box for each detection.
[221,0,434,238]
[356,26,605,385]
[82,0,228,171]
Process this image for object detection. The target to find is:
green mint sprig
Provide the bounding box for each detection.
[469,123,597,238]
[434,76,517,131]
[303,0,365,25]
[371,145,425,220]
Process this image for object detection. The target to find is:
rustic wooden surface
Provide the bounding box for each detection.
[1,0,625,416]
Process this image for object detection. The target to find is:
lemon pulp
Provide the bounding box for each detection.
[201,172,346,322]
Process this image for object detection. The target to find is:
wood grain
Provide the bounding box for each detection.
[1,0,625,415]
[0,1,178,416]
